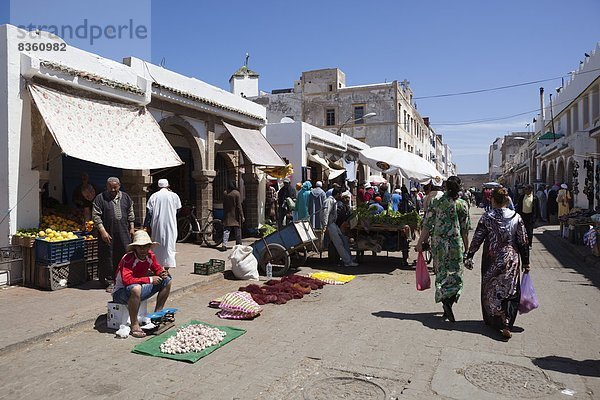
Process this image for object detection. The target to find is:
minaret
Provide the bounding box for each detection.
[229,53,259,97]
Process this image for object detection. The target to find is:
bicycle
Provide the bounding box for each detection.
[176,205,223,247]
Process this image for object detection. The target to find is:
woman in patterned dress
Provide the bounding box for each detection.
[415,176,471,322]
[464,187,530,339]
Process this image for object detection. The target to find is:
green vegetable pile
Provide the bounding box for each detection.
[260,223,277,237]
[14,228,40,239]
[354,204,421,229]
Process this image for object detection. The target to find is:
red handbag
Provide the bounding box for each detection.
[416,251,431,291]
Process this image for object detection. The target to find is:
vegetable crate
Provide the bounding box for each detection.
[194,259,225,275]
[35,259,85,290]
[84,238,99,261]
[85,258,99,281]
[0,246,23,285]
[35,238,85,264]
[11,235,35,248]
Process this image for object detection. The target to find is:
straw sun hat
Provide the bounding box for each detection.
[127,230,159,251]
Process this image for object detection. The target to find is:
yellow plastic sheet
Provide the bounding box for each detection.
[309,272,356,285]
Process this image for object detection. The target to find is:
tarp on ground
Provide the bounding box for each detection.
[132,320,246,363]
[28,84,183,170]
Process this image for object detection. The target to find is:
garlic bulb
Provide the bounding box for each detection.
[160,325,227,354]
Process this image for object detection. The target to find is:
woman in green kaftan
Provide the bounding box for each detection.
[415,176,471,322]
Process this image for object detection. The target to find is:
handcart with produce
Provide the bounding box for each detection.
[251,220,319,277]
[351,204,426,264]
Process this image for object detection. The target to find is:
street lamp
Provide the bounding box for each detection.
[335,112,376,135]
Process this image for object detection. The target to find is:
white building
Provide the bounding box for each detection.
[488,137,503,180]
[0,24,281,247]
[534,42,600,210]
[265,121,369,187]
[250,68,451,185]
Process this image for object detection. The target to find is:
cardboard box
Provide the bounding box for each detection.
[0,270,9,286]
[106,300,147,330]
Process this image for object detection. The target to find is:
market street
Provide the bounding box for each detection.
[1,208,599,400]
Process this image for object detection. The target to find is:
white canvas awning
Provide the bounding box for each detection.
[359,146,443,182]
[327,168,346,180]
[307,153,346,179]
[222,121,285,167]
[28,84,183,170]
[307,153,330,170]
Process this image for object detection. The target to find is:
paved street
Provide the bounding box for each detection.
[1,208,599,399]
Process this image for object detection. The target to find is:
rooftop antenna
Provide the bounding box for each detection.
[160,57,166,68]
[245,52,250,68]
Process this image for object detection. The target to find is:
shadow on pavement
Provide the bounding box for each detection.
[93,314,114,335]
[372,310,510,341]
[305,255,408,274]
[532,355,600,377]
[71,280,108,291]
[535,231,600,289]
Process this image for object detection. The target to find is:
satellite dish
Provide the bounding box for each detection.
[280,117,295,123]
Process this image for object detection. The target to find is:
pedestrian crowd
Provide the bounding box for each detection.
[88,172,551,341]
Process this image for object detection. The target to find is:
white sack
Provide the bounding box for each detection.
[229,245,259,280]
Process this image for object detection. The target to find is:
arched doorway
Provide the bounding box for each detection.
[158,116,209,219]
[567,158,575,186]
[556,158,565,184]
[541,163,547,184]
[548,162,555,185]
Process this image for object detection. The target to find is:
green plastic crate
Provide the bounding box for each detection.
[194,259,225,275]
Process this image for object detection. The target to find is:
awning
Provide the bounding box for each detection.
[327,168,346,180]
[222,121,285,167]
[307,153,346,180]
[28,84,183,170]
[307,153,330,169]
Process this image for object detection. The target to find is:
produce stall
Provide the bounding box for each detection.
[558,208,598,245]
[10,208,98,290]
[351,204,421,261]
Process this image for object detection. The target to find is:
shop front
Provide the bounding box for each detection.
[265,121,370,190]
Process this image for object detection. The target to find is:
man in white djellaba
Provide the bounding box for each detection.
[146,179,182,269]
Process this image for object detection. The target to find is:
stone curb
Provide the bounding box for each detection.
[0,273,224,355]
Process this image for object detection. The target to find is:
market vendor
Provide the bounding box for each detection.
[72,172,97,221]
[112,230,172,338]
[322,188,359,268]
[369,196,385,214]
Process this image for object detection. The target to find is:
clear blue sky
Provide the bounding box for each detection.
[2,0,600,173]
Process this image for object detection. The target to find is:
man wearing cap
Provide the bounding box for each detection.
[146,179,182,269]
[516,184,537,248]
[309,181,326,229]
[391,188,402,212]
[277,178,295,229]
[369,196,385,214]
[358,182,374,204]
[112,230,172,338]
[221,180,245,250]
[557,183,571,218]
[93,177,135,290]
[322,188,359,267]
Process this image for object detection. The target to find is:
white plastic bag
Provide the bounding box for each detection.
[229,245,259,280]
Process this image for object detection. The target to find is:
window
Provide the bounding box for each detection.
[593,85,600,121]
[583,95,590,127]
[353,105,365,124]
[573,103,579,132]
[566,111,571,135]
[328,84,333,92]
[325,109,336,126]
